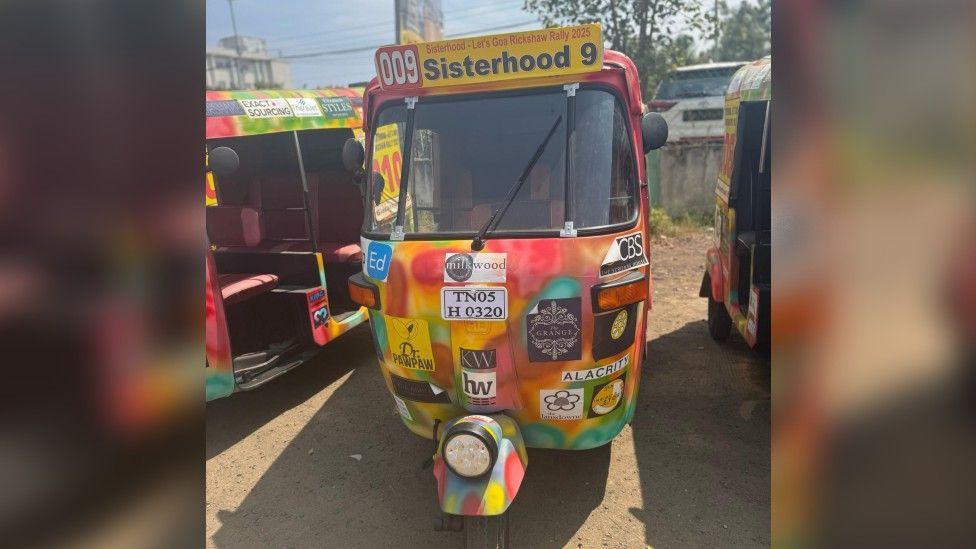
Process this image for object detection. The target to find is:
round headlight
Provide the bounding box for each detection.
[443,430,495,478]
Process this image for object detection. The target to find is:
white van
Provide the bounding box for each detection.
[650,62,746,142]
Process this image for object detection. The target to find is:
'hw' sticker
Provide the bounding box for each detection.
[461,370,496,406]
[600,232,648,277]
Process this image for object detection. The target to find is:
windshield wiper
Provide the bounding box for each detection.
[471,115,563,251]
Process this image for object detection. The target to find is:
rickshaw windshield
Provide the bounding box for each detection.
[367,87,637,237]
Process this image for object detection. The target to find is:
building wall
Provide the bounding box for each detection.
[655,141,723,217]
[206,36,292,90]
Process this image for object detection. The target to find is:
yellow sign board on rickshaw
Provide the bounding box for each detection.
[374,24,603,91]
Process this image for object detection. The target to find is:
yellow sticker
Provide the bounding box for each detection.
[374,24,603,91]
[387,316,435,371]
[610,309,628,340]
[589,374,625,417]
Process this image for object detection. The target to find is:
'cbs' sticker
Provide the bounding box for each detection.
[600,232,648,277]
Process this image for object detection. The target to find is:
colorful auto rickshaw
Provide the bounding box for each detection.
[206,88,370,401]
[700,57,771,349]
[340,25,668,545]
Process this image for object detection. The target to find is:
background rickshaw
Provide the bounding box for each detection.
[700,57,771,349]
[205,88,369,401]
[341,25,668,546]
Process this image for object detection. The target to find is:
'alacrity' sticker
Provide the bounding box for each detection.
[561,354,629,382]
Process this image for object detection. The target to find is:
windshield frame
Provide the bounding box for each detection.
[362,83,640,241]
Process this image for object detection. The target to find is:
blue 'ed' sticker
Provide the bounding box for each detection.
[365,241,393,281]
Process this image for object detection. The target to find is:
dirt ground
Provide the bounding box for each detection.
[206,228,770,548]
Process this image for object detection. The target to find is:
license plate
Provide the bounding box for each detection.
[441,287,507,320]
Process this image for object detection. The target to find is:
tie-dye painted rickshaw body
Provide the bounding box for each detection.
[701,57,771,350]
[343,25,668,543]
[205,88,370,401]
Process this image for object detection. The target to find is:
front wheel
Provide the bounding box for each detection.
[707,294,733,341]
[465,513,510,549]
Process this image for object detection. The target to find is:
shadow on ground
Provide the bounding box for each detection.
[206,327,366,460]
[209,317,769,548]
[631,319,770,547]
[209,323,612,548]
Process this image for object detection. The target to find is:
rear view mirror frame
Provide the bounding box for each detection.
[209,146,240,177]
[640,112,669,153]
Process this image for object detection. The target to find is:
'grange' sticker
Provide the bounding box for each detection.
[540,388,583,420]
[561,354,629,383]
[600,232,648,277]
[444,252,507,283]
[526,297,581,362]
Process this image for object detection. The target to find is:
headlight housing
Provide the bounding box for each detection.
[442,422,497,478]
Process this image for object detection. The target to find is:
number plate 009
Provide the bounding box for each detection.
[441,287,507,321]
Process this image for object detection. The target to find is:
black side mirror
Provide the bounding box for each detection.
[371,171,386,205]
[342,138,365,173]
[641,112,669,152]
[209,146,239,177]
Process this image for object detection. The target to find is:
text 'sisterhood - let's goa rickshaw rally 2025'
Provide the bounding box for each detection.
[343,23,670,519]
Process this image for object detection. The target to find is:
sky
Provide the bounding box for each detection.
[206,0,743,88]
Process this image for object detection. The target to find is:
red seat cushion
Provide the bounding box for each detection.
[207,206,264,247]
[318,242,362,263]
[218,273,279,306]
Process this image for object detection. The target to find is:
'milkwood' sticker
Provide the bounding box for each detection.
[443,252,507,283]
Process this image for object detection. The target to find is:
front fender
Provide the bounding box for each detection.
[432,415,528,516]
[705,247,724,302]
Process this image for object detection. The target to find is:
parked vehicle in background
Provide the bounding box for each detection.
[700,57,771,350]
[649,61,746,142]
[205,88,370,401]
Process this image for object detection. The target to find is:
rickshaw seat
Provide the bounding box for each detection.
[207,206,264,247]
[218,273,280,306]
[317,242,363,263]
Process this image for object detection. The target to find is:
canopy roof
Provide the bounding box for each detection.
[727,57,771,102]
[206,88,363,139]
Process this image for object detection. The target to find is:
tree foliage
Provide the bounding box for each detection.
[523,0,714,97]
[523,0,771,97]
[713,0,770,62]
